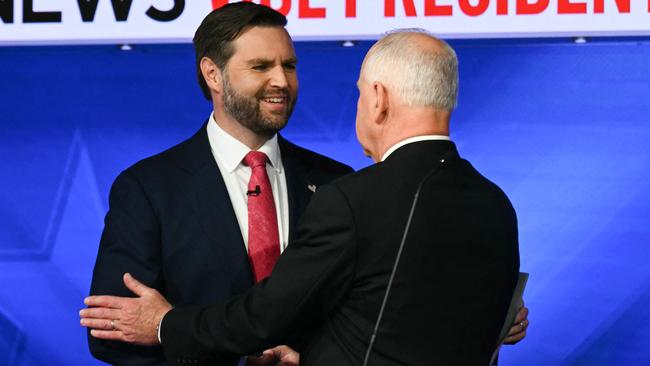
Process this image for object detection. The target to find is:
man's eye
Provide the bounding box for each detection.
[252,65,268,71]
[283,64,297,71]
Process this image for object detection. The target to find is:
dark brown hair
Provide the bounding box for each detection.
[193,2,287,100]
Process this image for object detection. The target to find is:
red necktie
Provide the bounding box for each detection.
[243,151,280,283]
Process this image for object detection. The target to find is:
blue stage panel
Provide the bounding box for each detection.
[0,38,649,364]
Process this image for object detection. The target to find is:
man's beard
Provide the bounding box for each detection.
[222,74,296,136]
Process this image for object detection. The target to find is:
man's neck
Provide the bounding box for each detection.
[373,106,451,162]
[212,112,272,150]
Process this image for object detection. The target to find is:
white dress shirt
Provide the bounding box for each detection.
[206,113,290,253]
[381,135,451,162]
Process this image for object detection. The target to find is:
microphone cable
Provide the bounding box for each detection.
[362,152,455,366]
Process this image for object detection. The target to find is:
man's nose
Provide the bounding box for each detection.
[268,65,289,88]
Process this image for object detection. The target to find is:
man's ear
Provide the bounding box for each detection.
[373,81,389,125]
[200,57,223,95]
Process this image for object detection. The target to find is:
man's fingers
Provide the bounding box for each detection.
[503,317,529,345]
[80,318,117,330]
[271,345,293,357]
[84,295,126,308]
[245,353,276,366]
[245,346,299,366]
[79,307,121,320]
[508,319,529,336]
[89,329,124,341]
[123,273,151,297]
[514,306,529,324]
[269,345,299,366]
[506,305,529,340]
[503,330,526,345]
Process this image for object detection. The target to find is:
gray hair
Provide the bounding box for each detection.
[361,29,458,110]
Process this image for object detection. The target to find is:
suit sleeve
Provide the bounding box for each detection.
[160,183,357,365]
[88,170,167,365]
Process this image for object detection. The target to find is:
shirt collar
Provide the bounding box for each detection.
[381,135,451,162]
[206,113,282,173]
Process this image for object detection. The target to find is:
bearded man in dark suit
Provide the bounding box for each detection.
[86,3,351,365]
[82,29,526,366]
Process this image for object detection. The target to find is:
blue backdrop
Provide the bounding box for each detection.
[1,37,649,365]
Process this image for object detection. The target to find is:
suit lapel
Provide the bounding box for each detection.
[279,136,313,242]
[179,124,251,280]
[177,129,316,271]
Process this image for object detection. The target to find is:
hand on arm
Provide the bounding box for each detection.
[157,184,356,359]
[80,273,172,346]
[86,170,168,364]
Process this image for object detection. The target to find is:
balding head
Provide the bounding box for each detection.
[355,30,458,162]
[360,29,458,111]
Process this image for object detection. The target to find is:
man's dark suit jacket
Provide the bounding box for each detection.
[88,123,352,365]
[161,140,520,366]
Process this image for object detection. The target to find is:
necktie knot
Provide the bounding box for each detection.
[243,151,269,169]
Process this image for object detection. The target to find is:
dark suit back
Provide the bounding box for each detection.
[161,140,519,366]
[88,124,352,365]
[300,140,519,365]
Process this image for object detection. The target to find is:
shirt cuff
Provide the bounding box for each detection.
[157,316,164,344]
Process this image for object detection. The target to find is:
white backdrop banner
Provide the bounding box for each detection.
[1,0,649,44]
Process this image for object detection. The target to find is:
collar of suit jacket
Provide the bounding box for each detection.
[382,135,451,162]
